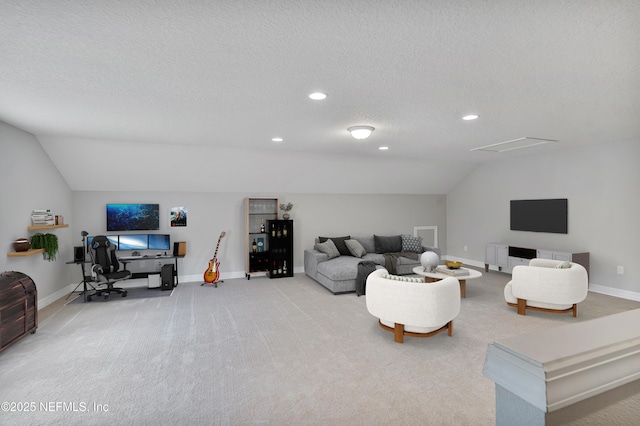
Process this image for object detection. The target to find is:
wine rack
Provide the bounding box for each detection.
[244,197,278,279]
[266,220,293,279]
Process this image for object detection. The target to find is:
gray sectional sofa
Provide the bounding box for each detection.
[304,234,440,294]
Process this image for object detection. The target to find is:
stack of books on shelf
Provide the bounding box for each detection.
[31,209,55,226]
[435,266,469,277]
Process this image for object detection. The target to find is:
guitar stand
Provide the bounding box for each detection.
[201,280,223,288]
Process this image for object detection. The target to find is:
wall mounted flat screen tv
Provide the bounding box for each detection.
[107,203,160,231]
[510,199,568,234]
[148,234,171,250]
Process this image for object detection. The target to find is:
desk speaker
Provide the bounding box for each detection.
[173,241,186,256]
[74,246,85,262]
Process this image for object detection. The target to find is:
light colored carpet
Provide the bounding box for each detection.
[66,285,173,304]
[1,269,638,425]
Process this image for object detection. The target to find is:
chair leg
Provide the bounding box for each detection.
[572,304,578,317]
[394,323,404,343]
[447,320,453,336]
[517,298,527,315]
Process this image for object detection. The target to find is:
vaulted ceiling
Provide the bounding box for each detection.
[2,1,639,193]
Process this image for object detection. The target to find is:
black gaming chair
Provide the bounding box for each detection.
[87,235,130,301]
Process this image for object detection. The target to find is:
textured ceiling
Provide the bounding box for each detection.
[1,1,639,193]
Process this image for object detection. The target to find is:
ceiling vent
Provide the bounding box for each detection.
[471,137,557,153]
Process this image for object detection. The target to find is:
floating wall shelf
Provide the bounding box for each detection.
[27,224,69,231]
[7,223,69,257]
[7,249,46,257]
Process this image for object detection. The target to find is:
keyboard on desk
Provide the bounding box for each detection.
[119,254,167,260]
[119,255,142,260]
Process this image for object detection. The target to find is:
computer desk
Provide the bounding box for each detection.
[118,254,184,286]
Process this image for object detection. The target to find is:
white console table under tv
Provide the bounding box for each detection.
[485,243,589,277]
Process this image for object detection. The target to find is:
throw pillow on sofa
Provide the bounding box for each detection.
[374,235,402,253]
[401,234,423,253]
[345,239,367,258]
[319,236,351,256]
[381,272,423,283]
[315,239,340,259]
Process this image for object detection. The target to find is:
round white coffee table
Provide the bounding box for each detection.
[412,265,483,298]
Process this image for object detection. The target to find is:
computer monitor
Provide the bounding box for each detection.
[106,235,119,249]
[118,234,149,251]
[148,234,170,251]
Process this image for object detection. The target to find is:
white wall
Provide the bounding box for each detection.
[72,192,446,282]
[447,139,640,299]
[0,121,74,306]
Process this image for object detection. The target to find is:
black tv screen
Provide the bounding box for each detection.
[510,199,568,234]
[107,203,160,231]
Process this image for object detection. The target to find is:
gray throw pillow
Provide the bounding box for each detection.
[315,239,340,259]
[345,239,367,258]
[319,236,351,256]
[374,235,402,253]
[555,261,571,269]
[401,234,423,253]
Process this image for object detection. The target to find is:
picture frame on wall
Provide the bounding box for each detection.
[106,203,160,231]
[171,206,187,227]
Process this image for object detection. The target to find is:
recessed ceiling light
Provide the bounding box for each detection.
[309,92,327,100]
[463,114,479,121]
[379,146,389,150]
[271,137,283,142]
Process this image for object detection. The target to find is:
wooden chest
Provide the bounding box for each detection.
[0,271,38,352]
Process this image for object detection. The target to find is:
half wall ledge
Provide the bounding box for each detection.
[483,308,640,425]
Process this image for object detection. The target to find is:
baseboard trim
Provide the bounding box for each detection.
[38,284,77,309]
[186,266,306,283]
[588,283,640,302]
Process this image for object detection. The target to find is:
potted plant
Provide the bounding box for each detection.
[279,202,293,220]
[30,233,59,261]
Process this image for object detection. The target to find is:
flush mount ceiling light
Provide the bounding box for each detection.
[348,125,375,140]
[309,92,327,100]
[271,137,283,142]
[463,114,479,120]
[470,137,558,153]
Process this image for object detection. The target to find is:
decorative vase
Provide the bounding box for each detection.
[420,251,440,272]
[13,238,31,252]
[283,213,290,220]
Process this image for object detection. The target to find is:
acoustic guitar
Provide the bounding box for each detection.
[203,231,226,285]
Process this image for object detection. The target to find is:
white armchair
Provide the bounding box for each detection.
[365,268,460,343]
[504,258,588,317]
